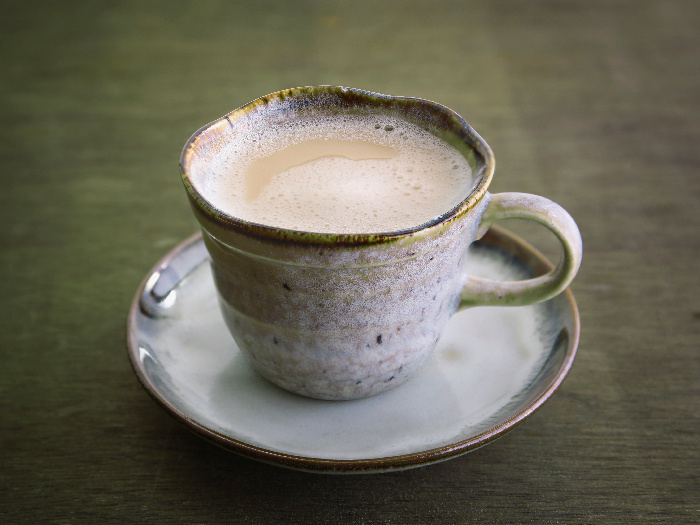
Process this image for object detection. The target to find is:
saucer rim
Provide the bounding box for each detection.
[127,226,580,473]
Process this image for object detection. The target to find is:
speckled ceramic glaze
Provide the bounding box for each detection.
[180,86,582,400]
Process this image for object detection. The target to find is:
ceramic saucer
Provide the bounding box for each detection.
[127,226,579,473]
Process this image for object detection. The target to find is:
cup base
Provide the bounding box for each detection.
[217,303,442,400]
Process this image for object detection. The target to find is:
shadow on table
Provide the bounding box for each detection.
[131,396,536,522]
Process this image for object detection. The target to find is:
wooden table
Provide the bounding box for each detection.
[2,1,697,522]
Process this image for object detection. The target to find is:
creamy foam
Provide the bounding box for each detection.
[200,114,474,233]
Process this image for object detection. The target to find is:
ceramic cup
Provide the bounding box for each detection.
[180,86,582,400]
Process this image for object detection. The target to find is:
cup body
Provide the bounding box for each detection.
[200,198,488,400]
[181,86,495,400]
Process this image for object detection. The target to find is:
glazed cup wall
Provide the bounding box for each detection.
[199,197,488,400]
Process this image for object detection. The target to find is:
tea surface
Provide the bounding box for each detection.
[202,114,473,233]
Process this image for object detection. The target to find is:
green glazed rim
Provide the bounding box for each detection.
[180,86,495,246]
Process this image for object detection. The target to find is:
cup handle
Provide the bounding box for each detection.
[459,192,582,308]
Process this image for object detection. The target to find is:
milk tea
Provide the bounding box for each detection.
[200,114,474,234]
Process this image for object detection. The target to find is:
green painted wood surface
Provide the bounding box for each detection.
[1,1,697,522]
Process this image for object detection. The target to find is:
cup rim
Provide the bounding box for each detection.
[180,86,495,246]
